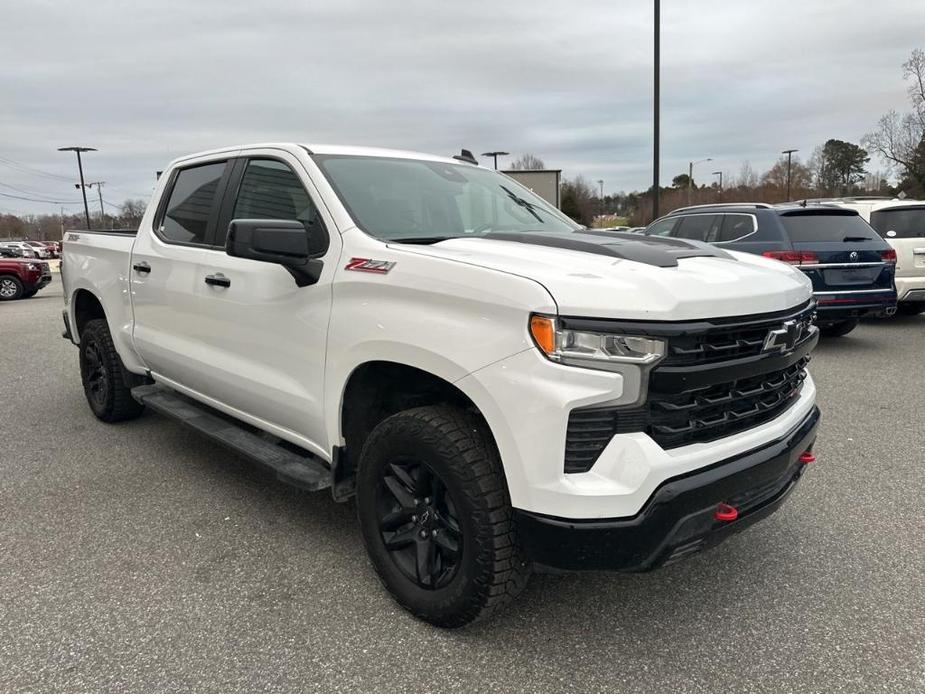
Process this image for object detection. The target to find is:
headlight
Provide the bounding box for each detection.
[529,315,667,370]
[26,262,39,271]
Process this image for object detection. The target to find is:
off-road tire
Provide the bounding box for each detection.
[819,319,858,337]
[356,405,532,628]
[79,318,145,422]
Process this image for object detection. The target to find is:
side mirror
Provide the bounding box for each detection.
[226,219,329,287]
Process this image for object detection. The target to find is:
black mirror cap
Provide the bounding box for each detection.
[226,218,329,264]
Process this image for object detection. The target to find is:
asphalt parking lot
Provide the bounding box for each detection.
[1,277,923,693]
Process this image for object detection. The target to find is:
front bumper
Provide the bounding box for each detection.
[514,405,820,572]
[35,274,51,290]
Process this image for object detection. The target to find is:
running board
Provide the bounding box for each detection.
[131,384,331,492]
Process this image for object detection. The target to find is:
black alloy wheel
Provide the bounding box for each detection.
[376,458,462,589]
[82,336,110,411]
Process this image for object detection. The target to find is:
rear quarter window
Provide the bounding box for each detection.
[715,214,756,242]
[869,206,925,239]
[779,212,880,242]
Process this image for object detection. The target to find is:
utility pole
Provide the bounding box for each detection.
[597,179,604,226]
[89,182,106,225]
[58,146,96,229]
[712,171,723,199]
[652,0,660,220]
[688,158,712,206]
[75,181,105,228]
[782,149,799,201]
[481,151,509,170]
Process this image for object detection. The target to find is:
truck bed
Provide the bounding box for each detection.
[61,227,140,370]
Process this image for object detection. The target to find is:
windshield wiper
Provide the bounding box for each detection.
[499,185,545,223]
[842,236,871,242]
[388,236,460,245]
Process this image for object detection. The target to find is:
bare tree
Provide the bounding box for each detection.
[736,161,758,189]
[120,199,147,227]
[863,48,925,193]
[508,153,546,171]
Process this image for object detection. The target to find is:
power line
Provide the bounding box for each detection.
[1,154,153,201]
[0,181,83,202]
[0,190,84,204]
[0,156,73,182]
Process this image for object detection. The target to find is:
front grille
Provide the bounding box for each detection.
[563,304,817,474]
[564,359,808,472]
[641,357,807,449]
[661,303,815,366]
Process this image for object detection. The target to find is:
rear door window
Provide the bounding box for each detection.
[869,206,925,239]
[715,214,756,242]
[645,217,679,236]
[779,212,880,242]
[674,214,719,242]
[157,161,227,245]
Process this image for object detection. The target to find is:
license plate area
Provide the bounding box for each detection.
[823,267,878,286]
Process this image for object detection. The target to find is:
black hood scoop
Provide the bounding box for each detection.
[482,231,734,268]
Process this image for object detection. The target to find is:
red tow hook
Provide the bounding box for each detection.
[714,503,738,522]
[799,450,816,464]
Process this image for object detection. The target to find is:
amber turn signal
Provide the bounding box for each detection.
[530,315,556,355]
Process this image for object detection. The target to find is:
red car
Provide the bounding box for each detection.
[0,248,51,300]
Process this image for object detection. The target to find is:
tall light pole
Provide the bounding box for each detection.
[688,158,712,206]
[481,151,509,170]
[712,170,723,199]
[597,179,604,225]
[652,0,660,221]
[58,146,96,229]
[782,148,798,201]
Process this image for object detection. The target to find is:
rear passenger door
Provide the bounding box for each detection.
[672,214,720,242]
[131,158,231,387]
[712,213,763,252]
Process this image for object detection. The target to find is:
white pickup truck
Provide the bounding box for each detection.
[62,143,821,627]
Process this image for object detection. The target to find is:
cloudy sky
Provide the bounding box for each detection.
[2,0,923,215]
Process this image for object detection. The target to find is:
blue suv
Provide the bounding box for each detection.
[645,203,898,337]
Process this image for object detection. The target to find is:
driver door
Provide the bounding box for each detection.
[190,152,341,456]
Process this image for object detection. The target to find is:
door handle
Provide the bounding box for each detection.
[204,273,231,288]
[132,262,151,274]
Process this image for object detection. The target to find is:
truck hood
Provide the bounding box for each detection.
[392,234,812,320]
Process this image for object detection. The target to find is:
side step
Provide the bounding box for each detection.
[131,384,331,492]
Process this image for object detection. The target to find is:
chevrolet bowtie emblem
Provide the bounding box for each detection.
[763,319,803,353]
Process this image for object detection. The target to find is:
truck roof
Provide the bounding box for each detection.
[170,142,469,169]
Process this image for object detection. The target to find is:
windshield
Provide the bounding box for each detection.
[779,211,881,242]
[869,206,925,239]
[312,154,579,242]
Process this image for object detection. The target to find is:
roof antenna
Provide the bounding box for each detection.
[800,199,807,207]
[452,149,479,165]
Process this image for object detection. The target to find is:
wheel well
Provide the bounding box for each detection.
[340,361,486,470]
[73,289,106,338]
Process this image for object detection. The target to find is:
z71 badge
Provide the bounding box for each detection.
[345,258,396,274]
